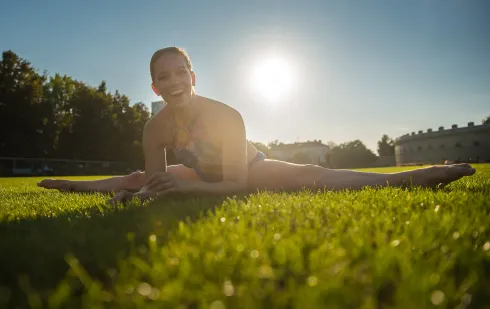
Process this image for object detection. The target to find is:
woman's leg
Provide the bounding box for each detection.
[38,165,201,193]
[37,172,146,193]
[248,159,476,192]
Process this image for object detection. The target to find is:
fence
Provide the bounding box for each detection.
[0,157,138,177]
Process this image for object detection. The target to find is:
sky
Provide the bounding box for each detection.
[1,0,489,152]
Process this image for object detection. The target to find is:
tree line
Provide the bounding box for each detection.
[0,50,150,168]
[252,135,395,169]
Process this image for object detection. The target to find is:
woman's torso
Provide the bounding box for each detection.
[156,96,259,180]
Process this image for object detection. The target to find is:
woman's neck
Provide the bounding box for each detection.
[171,94,200,124]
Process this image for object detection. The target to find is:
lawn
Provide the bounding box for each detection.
[1,165,489,309]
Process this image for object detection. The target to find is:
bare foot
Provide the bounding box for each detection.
[400,164,476,189]
[37,179,76,192]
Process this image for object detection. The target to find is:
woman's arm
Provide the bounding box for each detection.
[139,116,170,192]
[108,117,170,205]
[190,109,249,194]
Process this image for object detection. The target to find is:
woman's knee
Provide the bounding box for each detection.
[298,164,325,182]
[167,164,200,180]
[248,160,324,191]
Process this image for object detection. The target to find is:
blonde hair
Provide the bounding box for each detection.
[150,47,193,82]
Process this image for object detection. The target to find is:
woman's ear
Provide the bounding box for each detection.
[191,71,196,86]
[151,83,160,95]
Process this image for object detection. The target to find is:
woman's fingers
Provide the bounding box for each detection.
[133,191,154,202]
[108,190,133,206]
[152,181,174,193]
[157,187,176,196]
[146,172,172,189]
[146,175,158,188]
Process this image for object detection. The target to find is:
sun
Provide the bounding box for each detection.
[250,57,293,103]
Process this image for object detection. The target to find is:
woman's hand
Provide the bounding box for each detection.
[108,190,135,206]
[108,190,154,206]
[146,172,193,196]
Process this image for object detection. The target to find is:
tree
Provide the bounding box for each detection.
[0,50,48,157]
[42,73,79,158]
[377,134,395,157]
[0,50,152,171]
[326,141,337,149]
[250,141,270,157]
[267,140,284,149]
[329,140,377,169]
[483,115,490,125]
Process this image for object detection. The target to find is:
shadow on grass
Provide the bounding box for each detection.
[0,193,241,307]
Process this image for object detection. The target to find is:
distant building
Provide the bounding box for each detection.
[151,100,166,116]
[394,122,490,165]
[268,140,329,165]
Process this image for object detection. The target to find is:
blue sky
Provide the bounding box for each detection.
[1,0,489,152]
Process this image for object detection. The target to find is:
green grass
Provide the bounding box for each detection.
[1,165,490,309]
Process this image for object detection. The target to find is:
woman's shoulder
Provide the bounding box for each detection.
[147,104,172,125]
[197,96,243,120]
[143,105,173,144]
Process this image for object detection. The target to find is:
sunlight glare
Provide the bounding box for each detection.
[250,57,293,103]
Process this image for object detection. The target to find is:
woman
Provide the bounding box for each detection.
[38,47,476,204]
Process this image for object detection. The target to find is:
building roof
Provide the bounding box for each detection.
[395,122,490,145]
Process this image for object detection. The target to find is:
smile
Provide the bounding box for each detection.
[170,89,184,96]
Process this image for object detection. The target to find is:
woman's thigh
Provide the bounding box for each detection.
[167,164,201,180]
[247,159,326,192]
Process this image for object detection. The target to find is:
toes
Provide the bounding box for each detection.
[415,164,475,190]
[452,163,476,175]
[443,166,475,183]
[452,165,476,176]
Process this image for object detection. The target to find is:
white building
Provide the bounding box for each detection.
[151,100,166,116]
[268,141,330,165]
[395,122,490,165]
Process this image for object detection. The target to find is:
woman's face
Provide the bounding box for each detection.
[152,53,196,108]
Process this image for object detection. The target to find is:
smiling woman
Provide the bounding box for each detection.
[37,46,477,203]
[250,57,294,103]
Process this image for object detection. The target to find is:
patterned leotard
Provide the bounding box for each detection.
[170,112,265,182]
